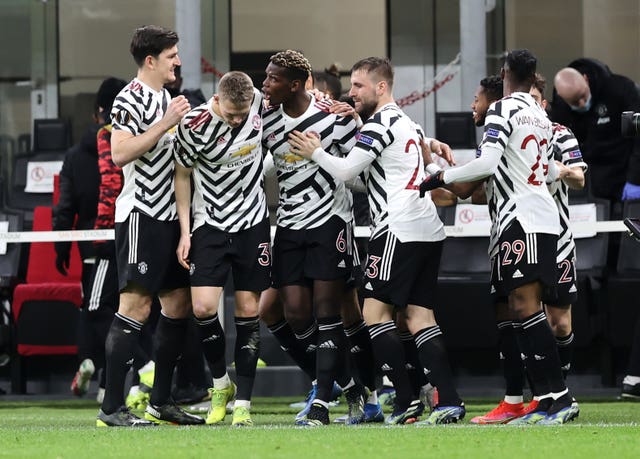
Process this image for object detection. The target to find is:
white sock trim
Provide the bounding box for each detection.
[213,373,231,390]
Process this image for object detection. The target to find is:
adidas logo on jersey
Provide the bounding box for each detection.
[319,340,337,349]
[512,269,524,279]
[533,354,546,361]
[306,344,317,353]
[202,334,220,343]
[217,135,227,144]
[381,363,393,372]
[350,345,363,354]
[405,363,415,370]
[337,259,346,268]
[364,282,373,291]
[569,284,577,293]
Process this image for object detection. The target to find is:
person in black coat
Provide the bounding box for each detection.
[551,58,640,203]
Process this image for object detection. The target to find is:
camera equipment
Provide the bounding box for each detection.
[621,111,640,137]
[623,217,640,240]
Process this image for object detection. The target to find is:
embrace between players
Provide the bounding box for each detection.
[96,24,582,428]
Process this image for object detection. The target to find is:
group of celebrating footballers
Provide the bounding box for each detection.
[95,24,584,428]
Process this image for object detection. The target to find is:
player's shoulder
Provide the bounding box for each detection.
[181,104,213,132]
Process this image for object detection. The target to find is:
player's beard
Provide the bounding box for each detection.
[357,99,378,121]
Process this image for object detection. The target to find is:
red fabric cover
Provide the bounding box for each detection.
[11,282,82,322]
[27,206,82,283]
[53,173,60,206]
[17,344,78,356]
[12,206,83,357]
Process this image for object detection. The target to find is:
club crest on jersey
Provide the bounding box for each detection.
[267,133,276,142]
[137,261,148,275]
[356,132,374,145]
[487,128,500,138]
[252,114,262,129]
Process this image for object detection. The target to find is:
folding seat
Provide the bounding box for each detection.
[10,206,82,393]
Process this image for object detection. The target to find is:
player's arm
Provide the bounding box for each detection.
[111,95,190,167]
[288,130,374,181]
[419,136,479,199]
[174,161,193,270]
[556,161,585,189]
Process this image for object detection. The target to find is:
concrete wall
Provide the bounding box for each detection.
[506,0,640,88]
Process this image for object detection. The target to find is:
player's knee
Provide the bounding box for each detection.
[191,301,218,319]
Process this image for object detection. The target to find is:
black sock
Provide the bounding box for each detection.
[399,331,428,396]
[294,321,318,379]
[556,332,574,380]
[149,313,189,406]
[195,313,226,379]
[173,318,208,390]
[344,320,376,391]
[514,320,546,396]
[315,316,344,403]
[267,320,315,379]
[102,313,142,414]
[521,311,566,394]
[415,326,461,406]
[369,321,414,409]
[629,314,640,376]
[498,321,524,397]
[234,316,260,401]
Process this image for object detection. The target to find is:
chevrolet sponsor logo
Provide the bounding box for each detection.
[230,143,257,158]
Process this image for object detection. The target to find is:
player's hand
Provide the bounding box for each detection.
[429,139,455,166]
[288,130,321,159]
[176,233,191,270]
[419,172,445,197]
[164,95,191,128]
[308,88,331,101]
[55,251,70,276]
[330,102,360,121]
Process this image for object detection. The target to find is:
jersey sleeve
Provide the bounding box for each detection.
[553,124,587,170]
[174,108,207,168]
[355,115,392,160]
[332,114,359,155]
[482,100,513,153]
[110,92,142,136]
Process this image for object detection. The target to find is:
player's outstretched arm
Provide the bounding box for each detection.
[112,95,190,167]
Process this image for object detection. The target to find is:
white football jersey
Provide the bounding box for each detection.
[174,88,268,233]
[548,123,588,261]
[354,103,444,242]
[482,92,559,239]
[111,78,177,222]
[262,96,357,229]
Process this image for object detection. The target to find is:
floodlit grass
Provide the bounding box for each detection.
[0,398,639,458]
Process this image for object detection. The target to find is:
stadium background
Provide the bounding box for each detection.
[0,0,639,396]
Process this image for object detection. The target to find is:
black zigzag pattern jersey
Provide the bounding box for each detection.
[482,92,559,243]
[111,78,177,222]
[262,96,358,230]
[548,123,588,261]
[353,103,444,242]
[174,88,268,233]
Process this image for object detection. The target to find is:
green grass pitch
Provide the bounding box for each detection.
[0,397,639,458]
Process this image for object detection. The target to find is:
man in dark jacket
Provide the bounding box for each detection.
[551,58,640,202]
[53,77,128,399]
